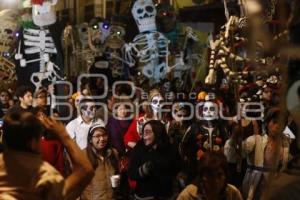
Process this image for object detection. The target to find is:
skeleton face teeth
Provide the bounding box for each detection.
[203,101,218,121]
[132,0,157,33]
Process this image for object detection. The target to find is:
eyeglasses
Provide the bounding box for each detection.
[143,129,153,135]
[92,134,108,139]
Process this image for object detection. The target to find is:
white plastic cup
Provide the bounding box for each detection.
[110,174,120,188]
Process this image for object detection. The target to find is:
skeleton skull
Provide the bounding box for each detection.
[132,0,157,33]
[109,25,125,38]
[98,22,111,44]
[151,95,164,113]
[202,101,218,121]
[32,0,57,27]
[77,23,89,49]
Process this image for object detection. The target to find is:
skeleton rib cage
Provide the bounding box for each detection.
[23,29,57,55]
[124,31,169,66]
[15,27,64,90]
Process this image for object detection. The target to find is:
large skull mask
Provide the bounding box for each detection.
[203,101,218,121]
[32,0,57,27]
[132,0,157,33]
[151,95,164,113]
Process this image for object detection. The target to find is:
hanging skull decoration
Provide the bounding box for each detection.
[132,0,157,33]
[151,95,164,113]
[202,101,218,121]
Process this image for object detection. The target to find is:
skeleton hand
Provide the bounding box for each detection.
[123,43,136,67]
[225,16,239,39]
[205,69,217,84]
[185,26,199,42]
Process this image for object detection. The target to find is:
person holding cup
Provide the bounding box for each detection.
[81,124,120,200]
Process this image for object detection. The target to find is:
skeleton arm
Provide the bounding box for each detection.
[205,33,223,84]
[123,43,136,67]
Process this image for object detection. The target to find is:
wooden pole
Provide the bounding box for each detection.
[103,0,106,18]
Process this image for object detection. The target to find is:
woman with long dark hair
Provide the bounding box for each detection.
[128,120,180,200]
[81,124,120,200]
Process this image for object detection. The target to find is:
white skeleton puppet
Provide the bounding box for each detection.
[15,0,64,91]
[124,0,170,85]
[0,9,19,86]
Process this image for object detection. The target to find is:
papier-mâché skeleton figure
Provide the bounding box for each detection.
[205,15,274,85]
[88,19,111,50]
[62,19,112,73]
[205,0,282,86]
[104,24,126,80]
[0,9,19,87]
[124,0,170,84]
[15,0,64,91]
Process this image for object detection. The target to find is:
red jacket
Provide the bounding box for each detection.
[41,138,65,176]
[124,117,142,149]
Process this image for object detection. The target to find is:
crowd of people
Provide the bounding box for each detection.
[0,81,300,200]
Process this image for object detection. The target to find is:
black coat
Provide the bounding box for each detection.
[128,140,181,198]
